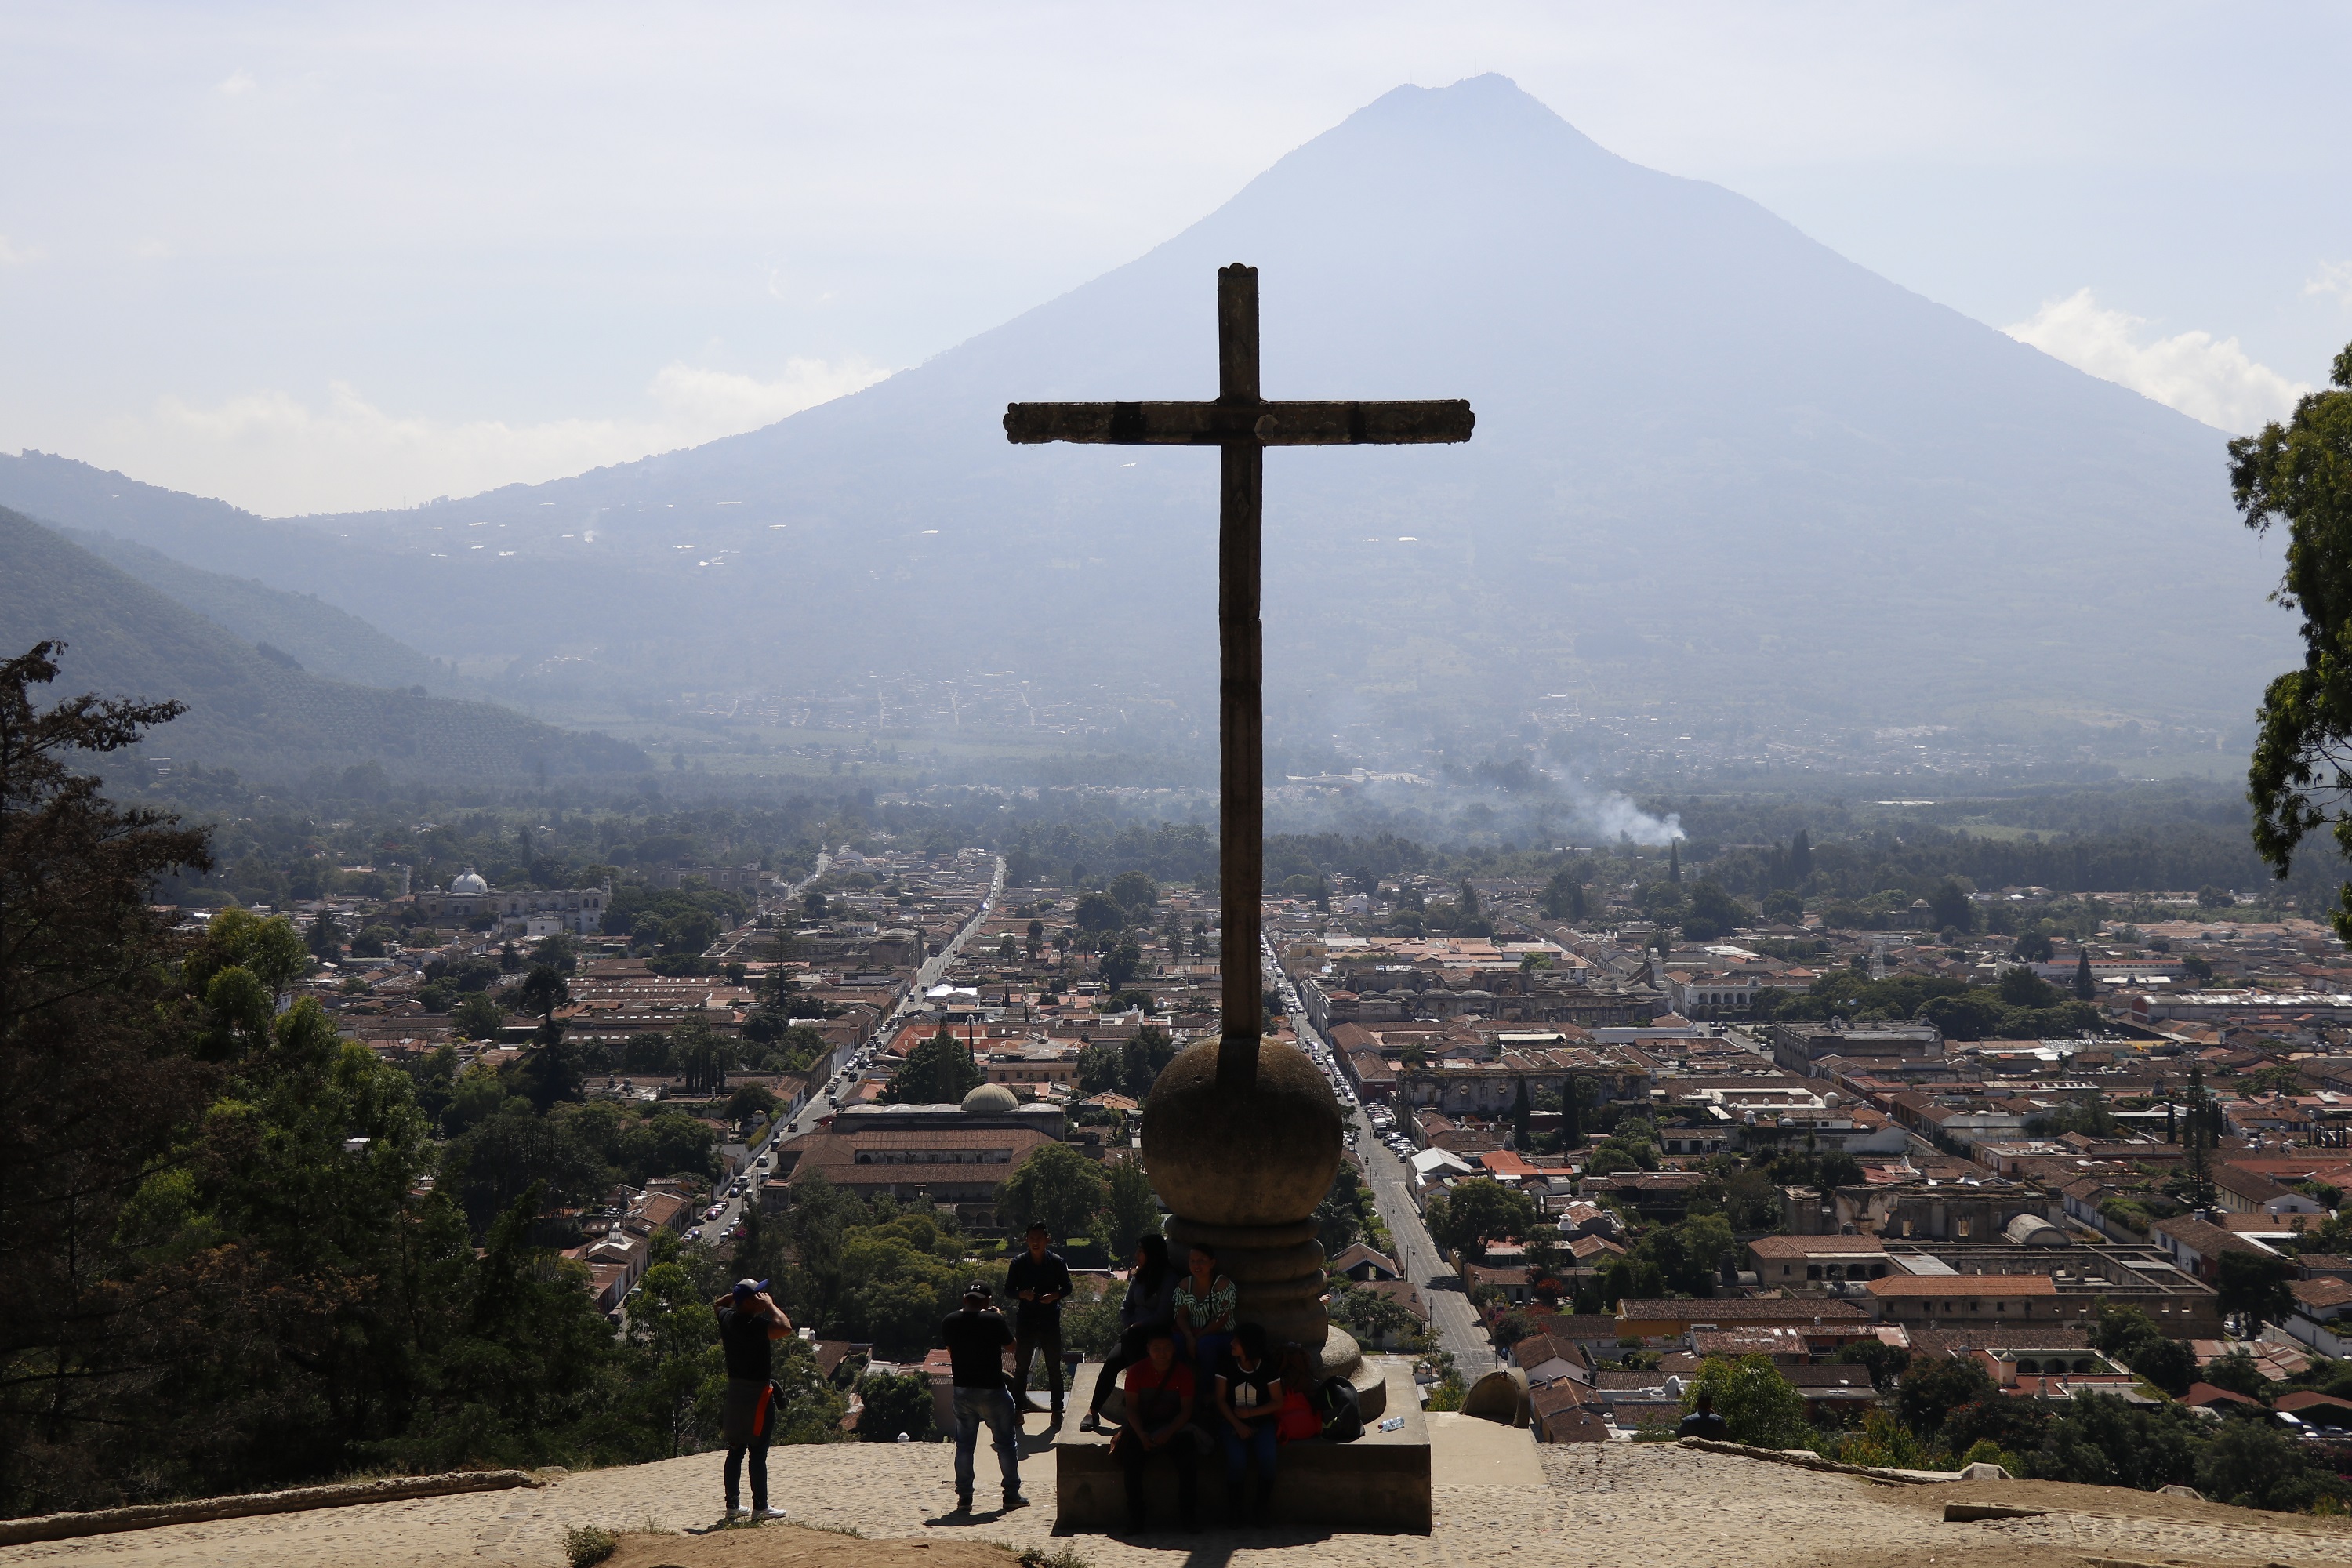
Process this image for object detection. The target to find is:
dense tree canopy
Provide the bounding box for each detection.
[996,1141,1109,1242]
[2234,342,2352,939]
[882,1026,984,1105]
[1425,1178,1537,1262]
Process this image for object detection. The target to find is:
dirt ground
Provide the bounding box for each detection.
[601,1523,1024,1568]
[1817,1471,2352,1568]
[11,1425,2352,1568]
[1886,1472,2352,1534]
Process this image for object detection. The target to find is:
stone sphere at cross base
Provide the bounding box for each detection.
[1139,1036,1343,1227]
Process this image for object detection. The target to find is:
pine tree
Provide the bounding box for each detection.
[2073,950,2096,1001]
[1791,828,1813,883]
[1512,1076,1533,1151]
[1668,841,1682,884]
[1563,1075,1582,1149]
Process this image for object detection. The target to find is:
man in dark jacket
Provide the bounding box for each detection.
[940,1281,1025,1513]
[1004,1221,1073,1417]
[714,1279,792,1519]
[1676,1389,1730,1440]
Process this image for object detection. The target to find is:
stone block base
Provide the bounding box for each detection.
[1053,1362,1430,1534]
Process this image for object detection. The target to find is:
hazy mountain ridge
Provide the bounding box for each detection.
[62,526,467,697]
[0,75,2296,750]
[0,507,648,782]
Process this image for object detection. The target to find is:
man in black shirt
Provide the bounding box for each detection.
[1004,1222,1073,1417]
[1676,1389,1731,1440]
[940,1281,1025,1513]
[713,1278,792,1519]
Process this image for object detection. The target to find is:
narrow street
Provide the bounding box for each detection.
[771,850,1004,1142]
[1349,1108,1496,1371]
[1274,961,1494,1374]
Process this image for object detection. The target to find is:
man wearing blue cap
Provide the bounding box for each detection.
[713,1278,792,1520]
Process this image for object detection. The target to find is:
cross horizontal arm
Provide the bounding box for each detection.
[1004,398,1472,448]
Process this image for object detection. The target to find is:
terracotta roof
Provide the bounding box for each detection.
[2278,1389,2352,1414]
[2183,1381,2262,1408]
[1329,1242,1403,1276]
[1592,1370,1669,1392]
[1748,1235,1889,1258]
[1867,1275,2056,1298]
[2292,1276,2352,1311]
[1529,1382,1594,1417]
[1690,1327,1814,1356]
[1618,1298,1867,1323]
[2155,1216,2276,1259]
[1356,1279,1428,1320]
[2213,1163,2294,1203]
[1510,1334,1584,1372]
[1522,1312,1631,1341]
[841,1128,1051,1150]
[782,1124,1058,1184]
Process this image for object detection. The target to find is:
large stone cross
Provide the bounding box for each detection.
[1007,263,1472,1074]
[1005,263,1471,1358]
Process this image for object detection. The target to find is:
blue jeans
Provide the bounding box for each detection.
[1190,1332,1232,1388]
[953,1385,1020,1497]
[1218,1417,1279,1497]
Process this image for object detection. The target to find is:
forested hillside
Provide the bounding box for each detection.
[63,526,466,696]
[0,508,644,782]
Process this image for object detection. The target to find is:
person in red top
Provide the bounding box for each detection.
[1108,1327,1199,1533]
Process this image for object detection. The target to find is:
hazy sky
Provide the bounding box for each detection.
[4,2,2348,516]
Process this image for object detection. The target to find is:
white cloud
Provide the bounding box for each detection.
[2307,261,2352,308]
[0,235,39,265]
[216,70,256,96]
[2004,288,2307,434]
[114,357,891,516]
[645,358,885,430]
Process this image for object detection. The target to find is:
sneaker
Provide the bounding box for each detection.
[1002,1490,1029,1512]
[954,1494,972,1514]
[757,1506,787,1520]
[1077,1411,1102,1433]
[725,1506,746,1519]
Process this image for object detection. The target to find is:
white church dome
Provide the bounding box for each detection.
[448,867,490,895]
[961,1083,1019,1114]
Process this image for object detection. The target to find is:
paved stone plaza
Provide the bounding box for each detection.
[8,1419,2352,1568]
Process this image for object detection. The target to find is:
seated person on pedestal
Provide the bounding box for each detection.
[1108,1327,1200,1534]
[1172,1243,1236,1385]
[1212,1322,1283,1526]
[1080,1233,1176,1434]
[1274,1342,1327,1443]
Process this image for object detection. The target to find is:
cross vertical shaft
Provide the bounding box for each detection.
[1003,263,1471,1377]
[1217,264,1264,1088]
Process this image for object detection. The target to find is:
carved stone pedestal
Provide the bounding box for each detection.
[1053,1363,1428,1533]
[1140,1035,1347,1347]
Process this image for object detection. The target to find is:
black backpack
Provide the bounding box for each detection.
[1318,1376,1363,1443]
